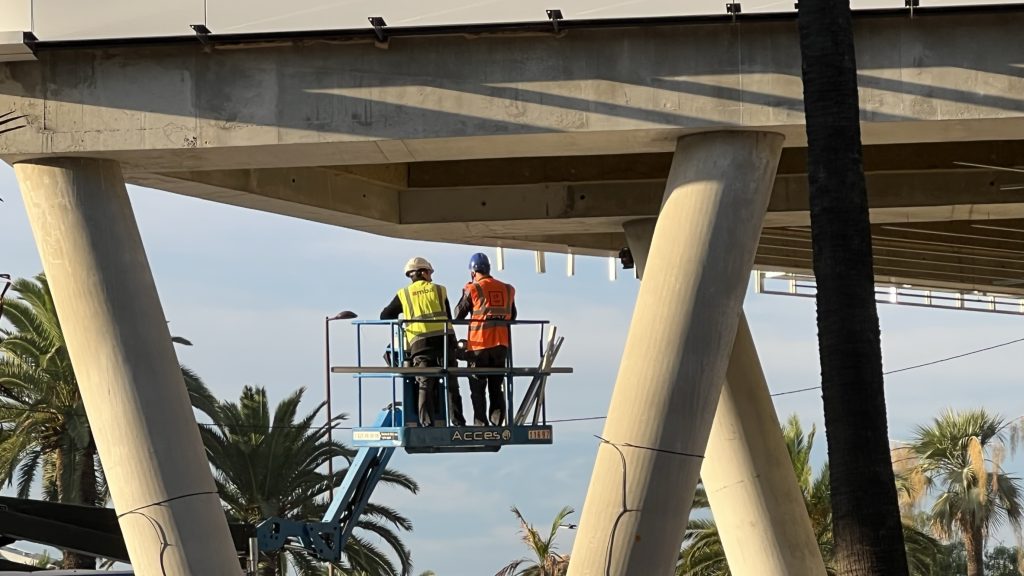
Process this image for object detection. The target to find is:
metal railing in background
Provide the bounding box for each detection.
[754,270,1024,316]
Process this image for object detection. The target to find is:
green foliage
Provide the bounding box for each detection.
[0,273,236,569]
[677,415,941,576]
[984,545,1021,576]
[495,506,573,576]
[903,409,1024,576]
[930,542,967,576]
[0,275,93,501]
[0,275,102,569]
[202,385,418,576]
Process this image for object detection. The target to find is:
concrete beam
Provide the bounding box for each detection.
[405,139,1024,187]
[400,170,1024,229]
[135,166,1024,294]
[132,166,401,229]
[155,166,1024,241]
[3,11,1024,169]
[757,220,1024,295]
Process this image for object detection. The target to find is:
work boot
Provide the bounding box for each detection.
[490,410,505,427]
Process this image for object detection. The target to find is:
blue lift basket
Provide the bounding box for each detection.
[256,319,570,563]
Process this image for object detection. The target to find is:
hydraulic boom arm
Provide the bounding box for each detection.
[255,407,400,562]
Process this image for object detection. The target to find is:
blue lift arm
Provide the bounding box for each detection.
[255,406,401,562]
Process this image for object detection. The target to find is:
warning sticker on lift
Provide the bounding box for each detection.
[354,430,401,442]
[528,429,552,441]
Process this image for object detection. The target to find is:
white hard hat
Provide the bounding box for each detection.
[404,256,434,276]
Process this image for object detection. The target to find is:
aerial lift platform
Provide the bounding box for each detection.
[256,319,570,563]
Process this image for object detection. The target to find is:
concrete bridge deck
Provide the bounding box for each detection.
[3,4,1024,293]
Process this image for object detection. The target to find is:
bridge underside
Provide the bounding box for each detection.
[3,6,1024,294]
[126,138,1024,296]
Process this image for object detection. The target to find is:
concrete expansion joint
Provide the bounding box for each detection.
[692,128,786,136]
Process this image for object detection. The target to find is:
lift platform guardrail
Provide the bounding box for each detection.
[333,319,569,453]
[256,318,571,563]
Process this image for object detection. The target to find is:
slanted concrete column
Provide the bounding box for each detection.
[622,218,657,278]
[567,131,784,576]
[15,159,240,576]
[625,219,826,576]
[703,318,827,575]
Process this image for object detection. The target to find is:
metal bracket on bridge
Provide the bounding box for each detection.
[368,17,388,43]
[546,10,564,33]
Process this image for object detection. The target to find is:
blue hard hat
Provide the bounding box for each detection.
[469,252,491,274]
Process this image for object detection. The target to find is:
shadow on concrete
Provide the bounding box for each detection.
[0,10,1022,145]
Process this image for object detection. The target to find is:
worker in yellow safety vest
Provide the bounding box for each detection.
[381,257,467,427]
[454,253,517,426]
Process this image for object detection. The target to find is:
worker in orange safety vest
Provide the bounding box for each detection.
[453,252,517,426]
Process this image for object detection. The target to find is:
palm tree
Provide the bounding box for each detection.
[797,1,909,574]
[202,385,417,576]
[495,506,573,576]
[899,409,1024,576]
[678,416,940,576]
[0,273,218,569]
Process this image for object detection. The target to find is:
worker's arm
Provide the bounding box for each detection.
[510,300,518,321]
[380,294,402,320]
[453,290,472,320]
[445,297,453,320]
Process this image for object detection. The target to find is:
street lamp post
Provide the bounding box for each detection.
[0,274,11,323]
[325,311,357,487]
[325,310,356,576]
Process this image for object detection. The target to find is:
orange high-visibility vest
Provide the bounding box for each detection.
[464,277,515,351]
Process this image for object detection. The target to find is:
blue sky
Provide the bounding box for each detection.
[3,161,1024,573]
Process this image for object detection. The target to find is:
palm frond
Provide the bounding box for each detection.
[0,275,108,522]
[204,385,415,575]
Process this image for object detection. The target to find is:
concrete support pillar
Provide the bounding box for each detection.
[567,131,784,576]
[703,318,827,575]
[622,218,656,279]
[15,158,240,576]
[625,225,825,575]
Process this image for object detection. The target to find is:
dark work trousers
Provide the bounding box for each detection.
[445,343,467,427]
[467,345,509,426]
[411,346,467,427]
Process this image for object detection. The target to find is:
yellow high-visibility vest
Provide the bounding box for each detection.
[396,280,453,347]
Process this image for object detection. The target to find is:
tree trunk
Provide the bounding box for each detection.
[52,443,97,570]
[58,441,98,570]
[964,526,984,576]
[797,1,909,575]
[80,439,99,506]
